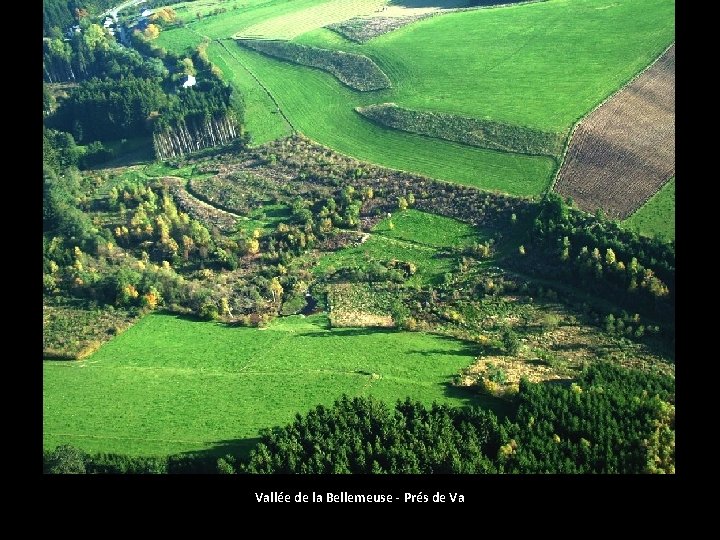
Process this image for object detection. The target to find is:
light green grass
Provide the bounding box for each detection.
[236,0,386,39]
[225,42,555,194]
[315,210,485,285]
[155,0,672,195]
[302,0,675,132]
[190,0,333,40]
[44,313,493,456]
[235,203,291,234]
[154,25,204,54]
[373,208,484,248]
[207,41,293,144]
[623,178,675,241]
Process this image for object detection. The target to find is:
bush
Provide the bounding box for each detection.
[357,103,564,156]
[238,40,391,91]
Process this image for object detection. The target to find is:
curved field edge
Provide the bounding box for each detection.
[43,313,498,456]
[236,38,391,91]
[325,0,540,44]
[300,0,675,133]
[356,103,564,157]
[554,45,675,219]
[623,178,675,241]
[208,41,293,145]
[224,42,555,195]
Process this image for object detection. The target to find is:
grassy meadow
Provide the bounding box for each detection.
[154,0,673,195]
[44,313,495,456]
[624,178,675,241]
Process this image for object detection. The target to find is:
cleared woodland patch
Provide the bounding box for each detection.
[237,39,391,91]
[327,283,395,328]
[554,45,675,219]
[44,299,140,360]
[357,103,564,156]
[163,178,239,233]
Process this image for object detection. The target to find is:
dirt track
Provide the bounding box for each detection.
[554,45,675,219]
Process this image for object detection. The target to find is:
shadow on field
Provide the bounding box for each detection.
[441,379,514,418]
[389,0,522,8]
[168,437,262,473]
[300,327,400,338]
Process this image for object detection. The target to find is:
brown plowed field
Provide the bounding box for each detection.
[554,45,675,219]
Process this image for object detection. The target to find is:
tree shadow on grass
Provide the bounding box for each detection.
[298,326,400,338]
[168,437,262,473]
[390,0,523,8]
[441,378,514,418]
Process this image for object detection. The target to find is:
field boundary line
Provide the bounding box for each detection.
[216,39,296,133]
[549,41,675,197]
[45,432,210,444]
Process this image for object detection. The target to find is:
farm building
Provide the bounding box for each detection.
[182,74,197,88]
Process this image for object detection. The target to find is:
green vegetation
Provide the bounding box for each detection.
[371,209,483,249]
[42,0,675,475]
[241,363,674,474]
[238,39,391,91]
[624,178,675,241]
[315,210,484,286]
[223,42,555,194]
[357,103,564,156]
[207,41,292,144]
[43,313,491,456]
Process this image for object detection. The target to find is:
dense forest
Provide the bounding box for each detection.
[43,0,118,36]
[43,8,244,159]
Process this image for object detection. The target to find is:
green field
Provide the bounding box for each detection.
[315,210,485,285]
[302,0,675,132]
[624,178,675,241]
[44,313,494,456]
[372,208,482,248]
[154,0,673,195]
[208,41,293,144]
[217,42,555,194]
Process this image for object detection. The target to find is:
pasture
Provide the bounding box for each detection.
[154,0,673,197]
[315,209,486,286]
[624,178,675,241]
[43,313,491,456]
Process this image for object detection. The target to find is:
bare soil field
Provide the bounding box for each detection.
[554,45,675,219]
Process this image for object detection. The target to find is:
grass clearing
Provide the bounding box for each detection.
[373,208,484,248]
[43,313,497,456]
[315,209,487,285]
[623,178,675,241]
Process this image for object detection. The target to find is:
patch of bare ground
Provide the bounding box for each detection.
[327,1,522,43]
[554,45,675,219]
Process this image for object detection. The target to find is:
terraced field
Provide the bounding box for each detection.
[555,45,675,219]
